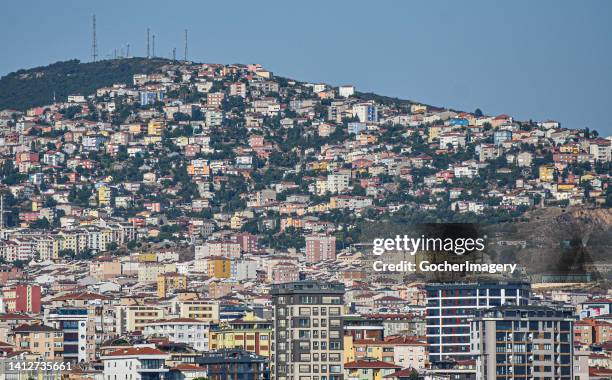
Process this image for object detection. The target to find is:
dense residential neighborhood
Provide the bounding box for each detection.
[0,59,610,379]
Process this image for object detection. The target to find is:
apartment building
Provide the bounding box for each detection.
[196,240,241,259]
[195,349,270,380]
[157,272,187,298]
[305,235,337,263]
[102,346,169,380]
[46,307,91,363]
[425,282,530,363]
[11,324,64,360]
[176,300,220,323]
[352,103,378,123]
[271,281,345,380]
[1,284,41,313]
[115,305,165,334]
[471,306,574,380]
[327,172,351,194]
[210,312,273,359]
[143,317,210,351]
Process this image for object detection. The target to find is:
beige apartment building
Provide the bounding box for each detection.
[11,324,64,360]
[176,300,220,323]
[115,305,165,334]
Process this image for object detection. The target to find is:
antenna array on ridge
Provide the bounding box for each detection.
[184,29,188,61]
[146,28,150,58]
[92,15,98,62]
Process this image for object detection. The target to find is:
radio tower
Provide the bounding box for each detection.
[126,43,130,58]
[146,28,150,58]
[152,34,156,57]
[184,29,188,61]
[172,47,176,61]
[91,14,98,62]
[0,193,6,230]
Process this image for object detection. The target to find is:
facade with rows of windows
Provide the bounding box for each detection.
[271,281,345,380]
[471,306,574,380]
[425,282,530,363]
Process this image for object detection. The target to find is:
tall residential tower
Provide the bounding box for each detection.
[271,281,345,380]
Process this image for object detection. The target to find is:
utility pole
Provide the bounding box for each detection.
[184,29,188,61]
[91,14,98,62]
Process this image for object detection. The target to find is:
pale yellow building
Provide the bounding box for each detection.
[147,119,165,136]
[115,305,165,334]
[177,300,220,323]
[539,164,556,182]
[157,273,187,298]
[210,313,272,359]
[98,185,112,206]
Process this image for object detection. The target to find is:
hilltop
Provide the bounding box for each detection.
[0,58,436,114]
[0,58,171,111]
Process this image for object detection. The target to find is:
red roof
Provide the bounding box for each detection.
[51,292,111,301]
[590,366,612,376]
[384,368,417,377]
[0,313,33,320]
[345,360,401,369]
[384,336,427,345]
[105,347,166,357]
[173,364,203,371]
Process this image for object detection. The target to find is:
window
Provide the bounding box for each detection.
[300,296,316,304]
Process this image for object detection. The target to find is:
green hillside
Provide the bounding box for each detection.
[0,58,171,111]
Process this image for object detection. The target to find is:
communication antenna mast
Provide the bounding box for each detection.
[0,194,6,230]
[152,34,156,57]
[172,47,176,61]
[126,43,130,58]
[146,28,150,58]
[184,29,188,61]
[92,14,98,62]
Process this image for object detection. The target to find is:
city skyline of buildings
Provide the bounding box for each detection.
[0,55,608,380]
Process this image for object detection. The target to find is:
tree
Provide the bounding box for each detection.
[127,240,138,250]
[0,160,25,185]
[59,249,75,259]
[474,108,483,117]
[30,218,51,230]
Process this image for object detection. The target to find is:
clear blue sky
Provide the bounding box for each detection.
[1,0,611,135]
